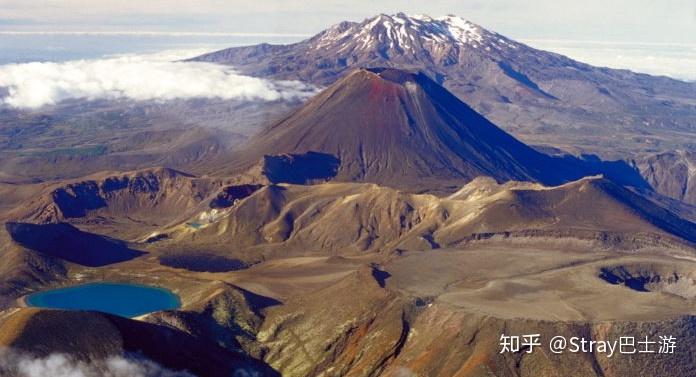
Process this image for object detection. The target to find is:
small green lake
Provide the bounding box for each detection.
[25,282,181,318]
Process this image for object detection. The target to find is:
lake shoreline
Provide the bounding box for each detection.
[23,281,181,318]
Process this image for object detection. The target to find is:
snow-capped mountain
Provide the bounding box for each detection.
[194,13,527,84]
[310,13,517,57]
[193,13,696,160]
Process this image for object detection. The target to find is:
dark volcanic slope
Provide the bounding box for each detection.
[637,150,696,206]
[193,13,696,157]
[0,308,278,377]
[219,67,590,189]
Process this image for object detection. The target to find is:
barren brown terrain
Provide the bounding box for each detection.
[1,64,695,377]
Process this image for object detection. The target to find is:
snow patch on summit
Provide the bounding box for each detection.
[312,13,516,54]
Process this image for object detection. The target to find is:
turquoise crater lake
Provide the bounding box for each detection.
[25,282,181,318]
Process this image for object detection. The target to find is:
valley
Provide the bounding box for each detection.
[2,160,696,376]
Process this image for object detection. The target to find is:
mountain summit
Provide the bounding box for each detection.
[219,67,589,189]
[193,13,696,158]
[194,13,521,86]
[306,13,514,62]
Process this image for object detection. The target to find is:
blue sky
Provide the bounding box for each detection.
[1,0,695,43]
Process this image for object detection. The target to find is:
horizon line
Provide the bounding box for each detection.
[0,30,311,38]
[521,38,696,48]
[1,30,693,48]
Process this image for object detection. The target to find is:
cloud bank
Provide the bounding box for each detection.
[0,348,195,377]
[0,52,317,109]
[523,39,696,81]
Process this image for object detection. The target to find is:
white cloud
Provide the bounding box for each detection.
[0,51,317,109]
[0,348,195,377]
[522,39,696,81]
